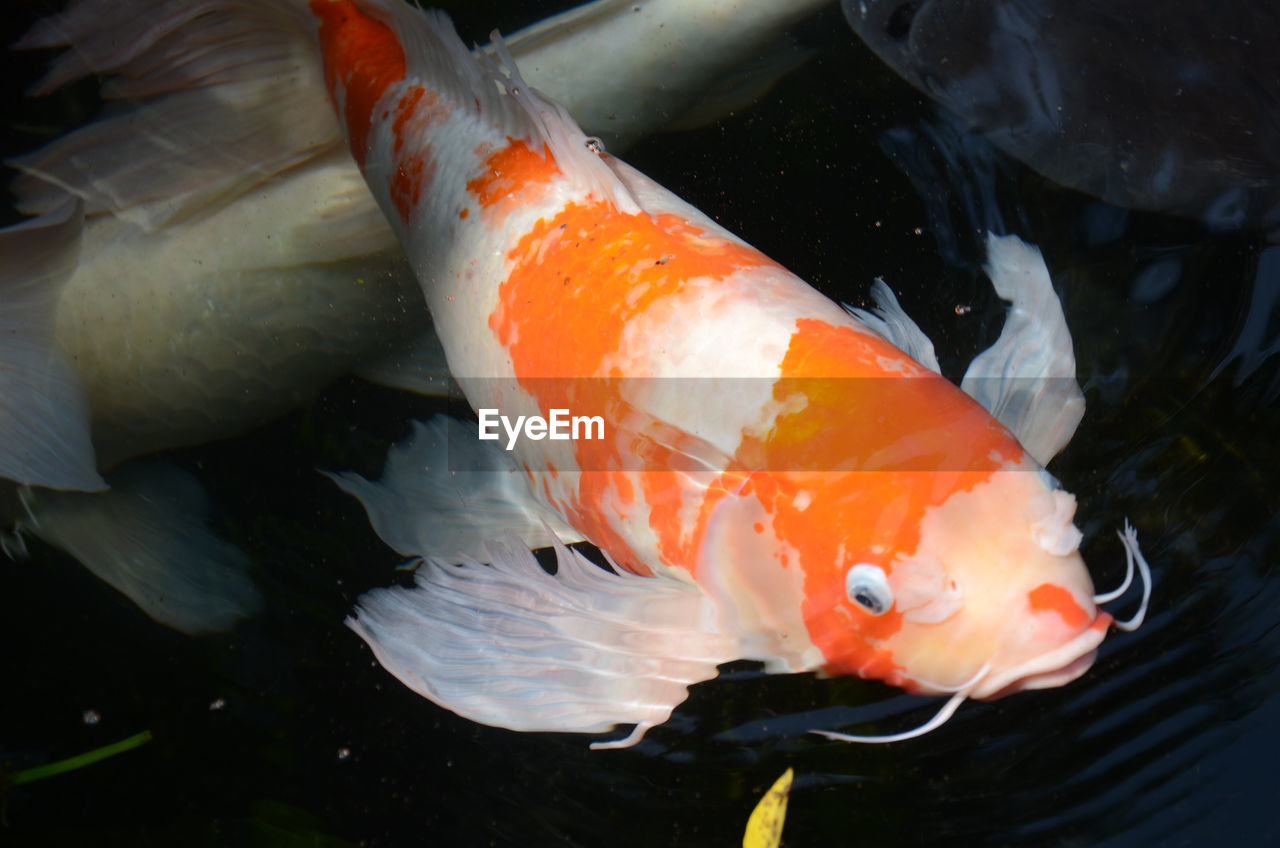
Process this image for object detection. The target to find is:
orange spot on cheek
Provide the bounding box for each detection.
[1029,583,1091,629]
[459,208,470,219]
[822,639,901,682]
[753,522,764,534]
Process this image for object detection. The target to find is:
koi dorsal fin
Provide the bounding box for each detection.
[844,279,943,375]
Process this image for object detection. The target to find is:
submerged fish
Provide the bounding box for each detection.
[1,0,827,634]
[840,0,1280,230]
[76,0,1149,744]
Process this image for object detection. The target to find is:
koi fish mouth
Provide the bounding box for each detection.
[812,521,1152,744]
[969,613,1111,700]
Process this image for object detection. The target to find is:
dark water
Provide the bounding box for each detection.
[4,2,1279,846]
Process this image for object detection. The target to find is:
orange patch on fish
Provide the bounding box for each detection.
[489,201,779,573]
[309,0,407,167]
[465,139,562,219]
[391,158,429,223]
[388,86,448,223]
[569,471,651,575]
[1029,583,1090,629]
[491,202,777,378]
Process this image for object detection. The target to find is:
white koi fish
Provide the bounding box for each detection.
[1,0,828,635]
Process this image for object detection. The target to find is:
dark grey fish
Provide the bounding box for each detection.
[843,0,1280,229]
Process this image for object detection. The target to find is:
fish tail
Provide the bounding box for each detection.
[10,0,339,231]
[0,196,104,491]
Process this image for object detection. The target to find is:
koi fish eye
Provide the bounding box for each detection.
[845,563,893,616]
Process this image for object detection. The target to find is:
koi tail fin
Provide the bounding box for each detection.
[0,196,104,491]
[13,461,263,636]
[11,0,342,232]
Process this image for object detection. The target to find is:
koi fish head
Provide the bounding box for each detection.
[805,463,1113,702]
[803,453,1150,745]
[878,468,1107,699]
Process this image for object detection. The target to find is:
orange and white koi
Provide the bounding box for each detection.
[177,0,1157,745]
[303,0,1153,747]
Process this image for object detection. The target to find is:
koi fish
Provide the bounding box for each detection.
[1,0,827,634]
[839,0,1280,230]
[299,0,1150,746]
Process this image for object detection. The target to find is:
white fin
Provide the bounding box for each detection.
[0,197,105,492]
[961,233,1085,465]
[353,320,457,397]
[324,417,581,563]
[11,0,334,230]
[18,461,263,635]
[347,529,739,746]
[844,279,943,374]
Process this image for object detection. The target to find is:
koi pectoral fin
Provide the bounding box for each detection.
[844,278,943,375]
[21,461,263,635]
[961,233,1086,465]
[346,530,741,747]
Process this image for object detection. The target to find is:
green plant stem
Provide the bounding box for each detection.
[10,730,153,785]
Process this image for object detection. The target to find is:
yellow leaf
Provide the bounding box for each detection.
[742,767,794,848]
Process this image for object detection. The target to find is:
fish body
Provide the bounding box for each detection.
[305,0,1138,742]
[841,0,1280,230]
